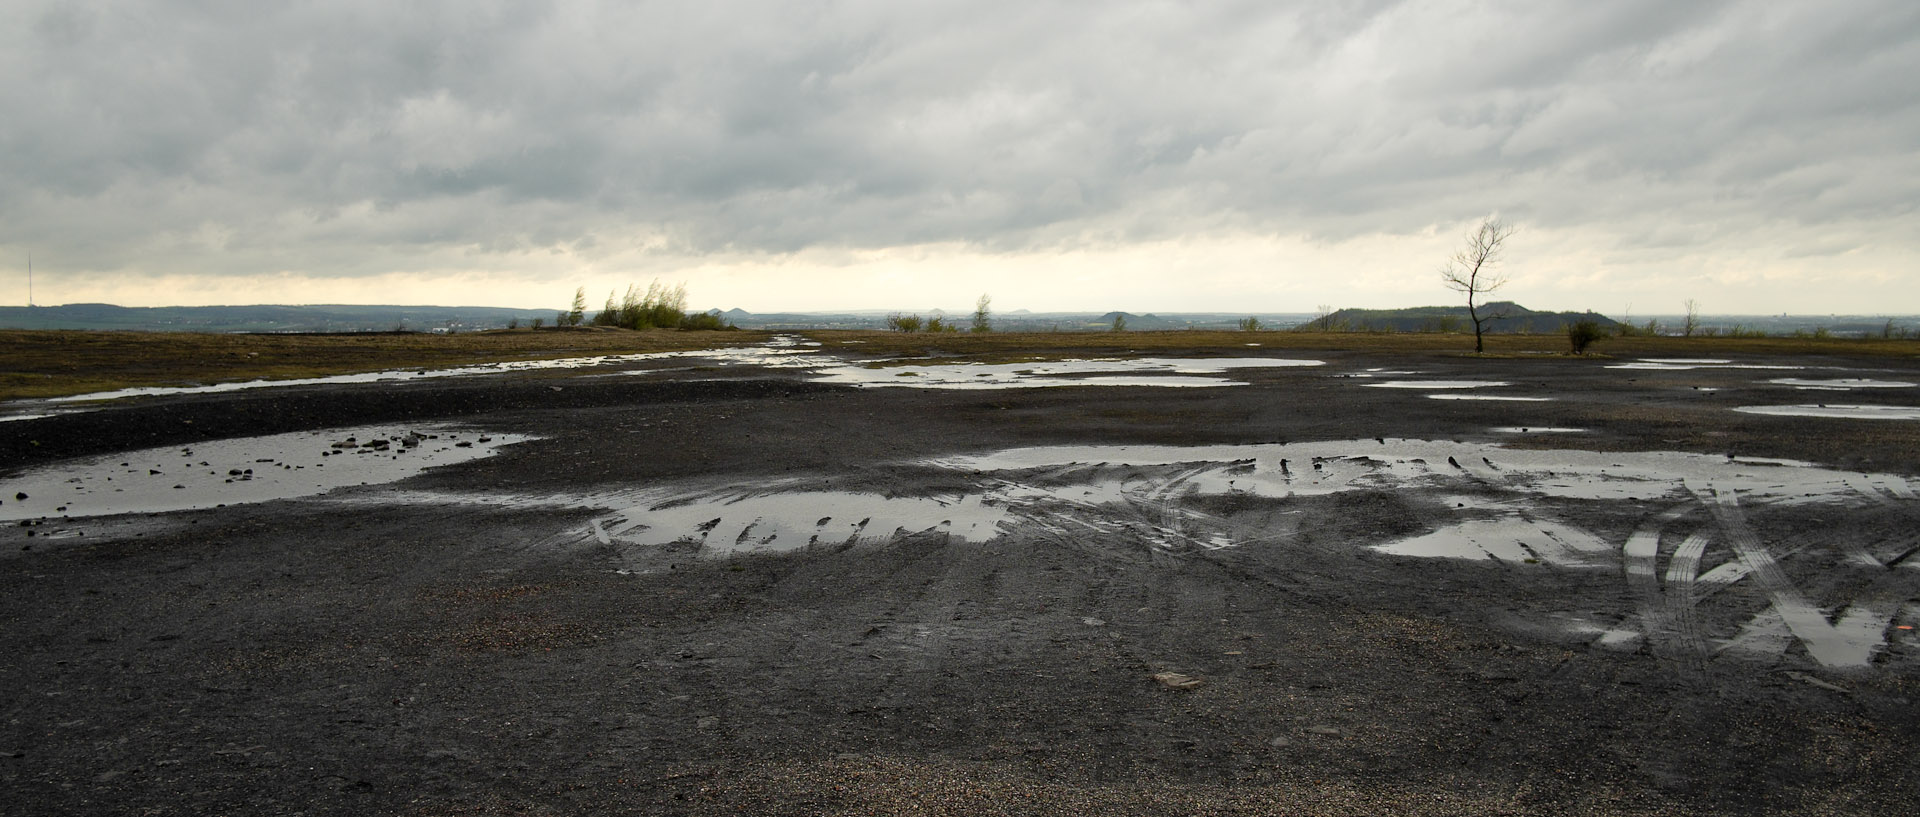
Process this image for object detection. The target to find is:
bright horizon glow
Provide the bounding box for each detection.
[11,224,1916,316]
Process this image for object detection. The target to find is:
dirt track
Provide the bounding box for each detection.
[3,342,1918,815]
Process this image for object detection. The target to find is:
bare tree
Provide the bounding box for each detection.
[1314,303,1335,333]
[1440,216,1516,353]
[1682,299,1700,338]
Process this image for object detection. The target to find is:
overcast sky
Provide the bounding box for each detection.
[3,1,1916,315]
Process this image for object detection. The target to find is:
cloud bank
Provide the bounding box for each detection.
[3,1,1916,312]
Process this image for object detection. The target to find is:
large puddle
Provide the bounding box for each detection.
[1734,404,1920,420]
[1609,359,1804,371]
[43,352,696,404]
[810,357,1323,389]
[0,425,531,521]
[1364,380,1508,389]
[493,439,1920,671]
[1768,378,1915,390]
[4,337,1325,416]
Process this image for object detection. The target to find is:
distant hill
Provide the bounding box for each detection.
[0,303,558,332]
[1298,302,1621,334]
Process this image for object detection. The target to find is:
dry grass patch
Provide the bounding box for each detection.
[0,328,768,401]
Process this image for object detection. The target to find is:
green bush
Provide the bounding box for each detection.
[678,312,734,331]
[593,280,688,329]
[1567,319,1607,354]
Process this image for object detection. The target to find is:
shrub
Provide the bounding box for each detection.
[972,294,992,333]
[1567,319,1606,354]
[678,312,733,331]
[593,280,688,329]
[1238,317,1261,331]
[886,314,924,333]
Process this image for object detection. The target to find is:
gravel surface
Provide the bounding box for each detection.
[3,346,1918,815]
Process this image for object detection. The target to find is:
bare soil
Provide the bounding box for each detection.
[2,340,1918,815]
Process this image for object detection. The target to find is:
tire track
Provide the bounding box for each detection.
[1689,480,1889,669]
[1623,504,1696,657]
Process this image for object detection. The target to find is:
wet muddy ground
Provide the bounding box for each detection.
[3,341,1920,815]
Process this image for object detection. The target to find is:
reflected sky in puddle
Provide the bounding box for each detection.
[1734,404,1920,420]
[505,439,1920,669]
[1610,359,1802,371]
[1428,394,1552,401]
[595,491,1008,557]
[1365,380,1508,389]
[0,425,531,521]
[1768,378,1915,389]
[1374,515,1612,565]
[7,337,1323,414]
[811,357,1320,389]
[102,432,1892,671]
[503,441,1906,566]
[44,351,696,404]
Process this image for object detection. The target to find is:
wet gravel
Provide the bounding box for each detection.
[2,348,1919,815]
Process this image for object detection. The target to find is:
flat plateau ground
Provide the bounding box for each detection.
[2,334,1919,815]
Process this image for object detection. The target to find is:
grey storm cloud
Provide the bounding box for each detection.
[3,0,1916,276]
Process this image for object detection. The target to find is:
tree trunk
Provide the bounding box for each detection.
[1468,299,1483,353]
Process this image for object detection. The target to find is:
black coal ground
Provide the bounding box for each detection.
[3,348,1919,816]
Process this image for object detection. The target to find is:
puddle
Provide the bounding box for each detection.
[809,357,1323,390]
[1727,455,1816,467]
[1609,360,1802,371]
[1734,404,1920,420]
[1491,427,1584,434]
[333,436,1920,671]
[7,338,1325,415]
[1375,515,1612,566]
[0,425,532,521]
[1365,380,1509,389]
[581,440,1920,669]
[1769,378,1915,389]
[43,352,697,405]
[592,490,1009,558]
[1428,394,1552,402]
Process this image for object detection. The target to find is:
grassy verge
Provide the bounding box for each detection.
[0,328,769,401]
